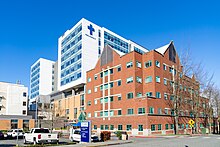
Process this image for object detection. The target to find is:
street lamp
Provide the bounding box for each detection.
[35,96,39,128]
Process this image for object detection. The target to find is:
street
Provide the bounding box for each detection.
[112,135,220,147]
[0,135,220,147]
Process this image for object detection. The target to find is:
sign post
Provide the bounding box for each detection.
[81,121,91,143]
[188,119,195,136]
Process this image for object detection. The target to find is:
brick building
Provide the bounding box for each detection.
[85,42,208,136]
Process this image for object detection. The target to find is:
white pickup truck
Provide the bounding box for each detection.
[24,128,59,145]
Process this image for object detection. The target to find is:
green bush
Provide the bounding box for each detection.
[115,131,122,140]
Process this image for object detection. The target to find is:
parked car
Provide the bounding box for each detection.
[69,128,99,142]
[0,131,4,139]
[24,128,59,145]
[6,129,24,139]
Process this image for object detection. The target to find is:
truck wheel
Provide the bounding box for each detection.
[33,138,37,145]
[23,137,27,144]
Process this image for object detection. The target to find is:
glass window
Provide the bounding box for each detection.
[117,66,121,72]
[136,77,142,83]
[126,61,133,68]
[118,125,123,130]
[118,95,122,101]
[165,124,169,130]
[94,125,97,130]
[118,110,122,115]
[105,125,109,130]
[158,108,162,114]
[164,93,168,100]
[156,76,160,83]
[163,64,166,70]
[110,125,114,130]
[87,101,91,106]
[87,113,91,118]
[23,92,27,97]
[87,89,91,94]
[138,108,145,114]
[156,92,161,98]
[127,125,132,131]
[117,80,122,86]
[155,60,160,67]
[146,92,153,97]
[94,87,97,92]
[126,77,133,83]
[145,76,152,83]
[164,109,169,115]
[138,125,143,131]
[151,124,155,131]
[170,124,174,129]
[127,108,134,115]
[136,92,142,98]
[127,92,133,99]
[23,101,27,106]
[145,60,152,68]
[158,124,162,130]
[94,75,97,80]
[136,61,142,68]
[164,78,167,85]
[149,107,154,114]
[66,109,69,114]
[101,125,104,130]
[87,77,91,82]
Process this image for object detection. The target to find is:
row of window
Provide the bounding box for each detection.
[30,91,39,99]
[61,34,82,55]
[31,62,40,72]
[30,79,39,89]
[30,74,39,83]
[31,68,40,78]
[30,85,39,94]
[61,43,82,63]
[60,71,81,86]
[61,61,82,78]
[61,24,82,47]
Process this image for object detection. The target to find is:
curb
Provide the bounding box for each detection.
[80,140,134,147]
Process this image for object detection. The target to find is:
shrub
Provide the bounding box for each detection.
[100,131,111,141]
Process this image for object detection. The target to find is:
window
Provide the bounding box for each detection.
[117,66,121,72]
[23,101,27,106]
[110,125,114,130]
[110,69,113,74]
[158,124,162,130]
[127,125,132,131]
[87,89,91,94]
[156,92,161,98]
[146,92,153,97]
[164,93,168,100]
[138,125,143,131]
[118,110,122,115]
[149,107,154,114]
[22,110,26,115]
[163,64,167,70]
[136,92,142,98]
[87,101,91,106]
[127,92,133,99]
[101,125,104,130]
[118,125,123,130]
[171,109,175,116]
[87,113,91,118]
[145,76,152,83]
[94,125,97,130]
[126,77,133,83]
[136,61,142,68]
[110,96,114,102]
[105,125,109,130]
[127,108,134,115]
[164,78,167,85]
[170,124,174,129]
[110,82,114,88]
[155,60,160,67]
[23,92,27,97]
[158,108,162,115]
[66,109,69,115]
[136,77,142,83]
[138,108,145,114]
[94,87,97,92]
[94,99,97,105]
[145,60,152,68]
[170,95,174,100]
[94,75,97,80]
[87,77,91,82]
[118,95,122,101]
[156,76,160,83]
[169,67,173,73]
[126,61,133,68]
[117,80,122,86]
[164,109,169,115]
[151,124,155,131]
[165,124,169,130]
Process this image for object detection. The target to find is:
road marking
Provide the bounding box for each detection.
[217,137,220,139]
[189,137,198,139]
[203,137,210,139]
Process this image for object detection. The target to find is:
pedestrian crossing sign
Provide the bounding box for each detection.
[188,119,195,127]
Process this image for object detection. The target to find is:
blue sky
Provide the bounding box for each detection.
[0,0,220,90]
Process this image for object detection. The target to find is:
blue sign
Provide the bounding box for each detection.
[81,121,91,142]
[88,24,95,35]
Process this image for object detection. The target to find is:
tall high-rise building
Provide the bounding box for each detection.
[29,58,55,110]
[58,18,149,91]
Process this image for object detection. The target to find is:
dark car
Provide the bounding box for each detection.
[0,131,4,139]
[91,135,99,142]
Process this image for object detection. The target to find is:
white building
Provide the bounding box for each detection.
[58,18,149,91]
[0,82,28,115]
[30,58,55,110]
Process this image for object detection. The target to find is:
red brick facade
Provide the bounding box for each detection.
[85,43,208,136]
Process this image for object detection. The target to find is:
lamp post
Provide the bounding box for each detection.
[35,97,39,128]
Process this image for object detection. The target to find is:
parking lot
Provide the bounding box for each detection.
[0,137,73,147]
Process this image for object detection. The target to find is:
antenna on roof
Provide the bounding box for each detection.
[16,80,21,84]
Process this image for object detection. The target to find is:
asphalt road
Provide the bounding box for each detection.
[111,135,220,147]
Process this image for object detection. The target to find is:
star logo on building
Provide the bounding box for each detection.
[88,24,95,35]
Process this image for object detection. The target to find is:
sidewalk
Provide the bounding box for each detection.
[60,140,133,147]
